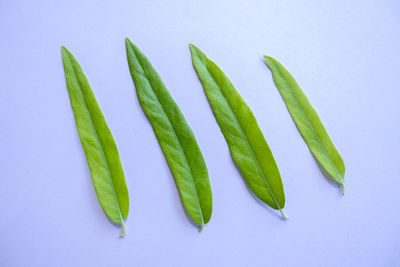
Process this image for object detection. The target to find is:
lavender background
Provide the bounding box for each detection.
[1,0,399,266]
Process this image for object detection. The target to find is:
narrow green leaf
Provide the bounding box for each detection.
[61,46,129,236]
[125,38,212,229]
[190,44,287,218]
[264,56,345,193]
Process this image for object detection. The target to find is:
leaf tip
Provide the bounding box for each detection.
[189,43,197,52]
[61,45,68,54]
[263,55,273,64]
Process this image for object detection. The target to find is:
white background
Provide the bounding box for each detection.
[0,0,399,266]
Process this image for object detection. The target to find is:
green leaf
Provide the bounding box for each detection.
[125,38,212,230]
[264,56,345,193]
[61,46,129,236]
[190,44,287,218]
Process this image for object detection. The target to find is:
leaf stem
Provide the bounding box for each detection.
[341,183,345,195]
[279,209,289,220]
[120,221,126,238]
[198,224,204,232]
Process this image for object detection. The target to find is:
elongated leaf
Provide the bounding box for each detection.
[264,56,345,192]
[190,44,286,218]
[61,46,129,236]
[125,38,212,230]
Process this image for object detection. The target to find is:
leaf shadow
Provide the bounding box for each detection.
[128,88,203,232]
[230,157,287,221]
[105,216,128,238]
[77,150,127,237]
[84,169,127,238]
[312,156,343,196]
[67,107,127,238]
[261,58,343,196]
[160,166,204,232]
[159,161,205,232]
[175,189,204,231]
[188,69,286,221]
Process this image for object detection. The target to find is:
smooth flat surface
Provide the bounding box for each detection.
[0,0,399,266]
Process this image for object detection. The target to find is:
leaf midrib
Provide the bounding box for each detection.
[66,52,124,222]
[129,46,205,225]
[272,62,344,183]
[202,60,283,210]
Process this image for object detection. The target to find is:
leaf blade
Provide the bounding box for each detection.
[264,56,345,189]
[61,46,129,235]
[125,39,212,227]
[190,44,286,216]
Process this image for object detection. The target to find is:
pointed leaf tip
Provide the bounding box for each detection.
[61,46,69,54]
[189,43,201,54]
[263,55,274,65]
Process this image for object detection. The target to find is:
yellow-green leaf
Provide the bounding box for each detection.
[61,46,129,236]
[125,39,212,230]
[264,56,345,192]
[190,44,287,218]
